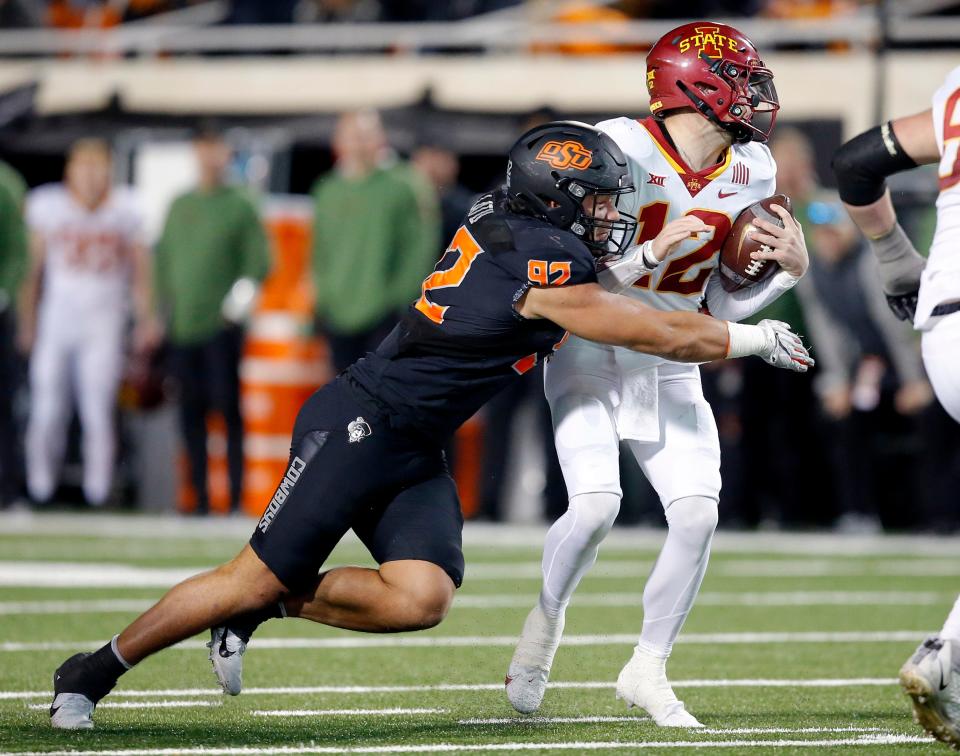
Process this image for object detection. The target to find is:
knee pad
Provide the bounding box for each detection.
[665,496,718,546]
[568,492,621,546]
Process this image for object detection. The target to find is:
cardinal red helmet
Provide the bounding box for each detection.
[646,22,779,143]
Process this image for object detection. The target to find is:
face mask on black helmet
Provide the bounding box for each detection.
[506,121,638,256]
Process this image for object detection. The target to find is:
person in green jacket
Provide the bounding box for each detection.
[154,127,270,514]
[311,109,439,372]
[0,160,26,507]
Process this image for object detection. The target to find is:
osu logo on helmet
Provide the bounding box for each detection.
[535,140,593,170]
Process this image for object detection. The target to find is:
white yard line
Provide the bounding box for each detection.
[1,559,958,587]
[0,734,932,755]
[4,512,960,557]
[0,630,927,654]
[456,590,946,608]
[27,700,220,710]
[0,600,155,615]
[0,591,947,616]
[252,708,447,717]
[0,678,898,701]
[458,720,885,734]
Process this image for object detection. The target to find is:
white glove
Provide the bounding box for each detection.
[596,240,659,294]
[726,319,814,373]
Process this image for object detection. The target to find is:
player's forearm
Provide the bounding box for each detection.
[841,190,898,239]
[624,310,730,363]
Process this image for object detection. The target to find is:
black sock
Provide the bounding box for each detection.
[227,602,284,644]
[74,641,129,703]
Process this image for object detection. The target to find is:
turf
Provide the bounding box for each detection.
[0,515,958,754]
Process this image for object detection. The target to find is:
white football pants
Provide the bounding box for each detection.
[922,311,960,423]
[541,354,721,656]
[26,309,124,505]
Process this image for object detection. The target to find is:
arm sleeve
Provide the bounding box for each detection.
[794,275,855,396]
[390,172,440,310]
[858,252,925,384]
[700,268,799,322]
[237,196,270,283]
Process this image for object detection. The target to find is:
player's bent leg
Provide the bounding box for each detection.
[507,366,622,714]
[506,490,621,714]
[210,564,454,696]
[899,636,960,748]
[289,560,455,632]
[51,545,286,729]
[615,496,717,728]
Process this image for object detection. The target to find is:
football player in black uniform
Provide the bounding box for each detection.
[50,122,812,729]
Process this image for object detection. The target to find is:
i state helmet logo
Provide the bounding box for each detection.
[535,141,593,170]
[347,416,372,443]
[677,25,738,58]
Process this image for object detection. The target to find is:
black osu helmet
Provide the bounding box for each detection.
[506,121,637,255]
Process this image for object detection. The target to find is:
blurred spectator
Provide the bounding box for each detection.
[411,142,476,257]
[0,0,42,27]
[797,198,932,531]
[228,0,298,24]
[624,0,762,18]
[155,127,269,515]
[0,160,26,508]
[302,0,381,23]
[731,127,828,528]
[46,0,121,28]
[19,139,158,506]
[763,0,857,19]
[381,0,521,22]
[311,109,438,373]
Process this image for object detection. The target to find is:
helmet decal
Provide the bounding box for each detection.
[677,25,739,58]
[535,140,593,170]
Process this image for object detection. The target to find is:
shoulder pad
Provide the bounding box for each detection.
[595,117,655,161]
[499,220,598,288]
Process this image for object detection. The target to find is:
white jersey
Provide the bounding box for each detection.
[916,65,960,330]
[26,183,144,323]
[586,116,777,371]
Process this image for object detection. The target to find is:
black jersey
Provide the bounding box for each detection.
[347,190,597,439]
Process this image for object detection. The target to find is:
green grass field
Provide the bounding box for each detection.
[1,513,958,754]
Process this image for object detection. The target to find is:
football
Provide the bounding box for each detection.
[717,194,794,292]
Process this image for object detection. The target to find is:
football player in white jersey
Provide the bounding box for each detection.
[833,65,960,749]
[19,139,160,506]
[506,22,810,727]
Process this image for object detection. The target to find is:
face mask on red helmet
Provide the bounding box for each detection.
[646,22,779,143]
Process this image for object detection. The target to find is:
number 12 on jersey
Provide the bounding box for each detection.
[632,202,730,295]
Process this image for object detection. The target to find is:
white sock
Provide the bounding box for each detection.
[941,595,960,643]
[638,496,718,658]
[539,492,621,620]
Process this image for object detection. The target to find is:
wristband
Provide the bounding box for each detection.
[725,321,768,359]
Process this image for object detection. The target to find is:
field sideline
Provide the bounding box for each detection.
[1,513,958,754]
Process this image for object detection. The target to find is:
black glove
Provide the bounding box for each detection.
[885,290,918,322]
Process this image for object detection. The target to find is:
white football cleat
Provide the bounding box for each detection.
[899,636,960,749]
[615,646,703,728]
[505,605,564,714]
[50,693,95,730]
[208,626,246,696]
